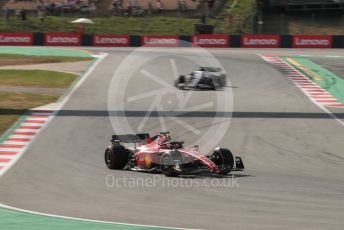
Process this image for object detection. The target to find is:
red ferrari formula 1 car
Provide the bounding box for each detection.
[105,132,244,177]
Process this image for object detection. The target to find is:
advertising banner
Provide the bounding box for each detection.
[292,35,332,48]
[0,32,33,46]
[93,35,130,47]
[191,34,229,48]
[142,35,179,47]
[241,34,280,48]
[44,33,81,46]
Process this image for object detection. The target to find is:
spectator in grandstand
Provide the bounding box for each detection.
[131,0,143,16]
[156,0,163,13]
[208,0,215,10]
[55,1,64,14]
[80,1,96,15]
[4,7,11,21]
[112,0,124,15]
[125,1,132,16]
[37,8,45,22]
[208,0,215,17]
[178,0,182,11]
[46,1,56,15]
[20,9,26,21]
[15,8,21,19]
[178,0,187,12]
[112,0,118,8]
[148,0,153,10]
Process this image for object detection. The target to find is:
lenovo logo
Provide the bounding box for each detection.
[0,36,31,43]
[0,33,33,45]
[241,35,280,48]
[243,38,278,45]
[46,36,79,44]
[44,33,81,46]
[192,35,229,47]
[93,35,130,46]
[142,36,179,47]
[293,35,332,48]
[96,37,127,44]
[194,38,226,45]
[295,38,329,46]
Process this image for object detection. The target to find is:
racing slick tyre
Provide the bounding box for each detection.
[175,75,186,89]
[218,75,227,88]
[105,145,129,170]
[209,79,216,90]
[160,151,183,177]
[210,148,234,175]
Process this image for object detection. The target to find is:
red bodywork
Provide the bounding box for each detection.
[133,134,220,173]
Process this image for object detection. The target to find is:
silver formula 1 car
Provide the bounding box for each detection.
[175,67,227,90]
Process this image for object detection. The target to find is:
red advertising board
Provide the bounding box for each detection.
[0,32,33,46]
[241,34,280,48]
[93,35,130,47]
[142,35,179,47]
[44,33,81,46]
[292,35,332,48]
[191,34,229,48]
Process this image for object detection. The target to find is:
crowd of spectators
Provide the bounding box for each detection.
[38,0,97,16]
[111,0,198,16]
[3,0,97,22]
[111,0,144,16]
[3,7,27,21]
[2,0,213,21]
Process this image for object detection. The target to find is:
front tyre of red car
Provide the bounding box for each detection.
[210,148,234,175]
[105,145,129,170]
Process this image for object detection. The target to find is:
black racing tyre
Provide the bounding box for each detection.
[219,75,227,87]
[178,75,185,83]
[160,151,183,177]
[105,145,129,169]
[209,79,216,90]
[210,148,234,174]
[175,75,185,88]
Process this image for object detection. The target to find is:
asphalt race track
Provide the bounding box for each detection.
[0,48,343,230]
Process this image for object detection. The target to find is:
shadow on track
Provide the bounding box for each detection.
[1,109,343,119]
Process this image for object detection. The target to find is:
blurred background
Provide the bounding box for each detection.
[1,0,344,35]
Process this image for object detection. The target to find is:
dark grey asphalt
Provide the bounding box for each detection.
[0,49,343,230]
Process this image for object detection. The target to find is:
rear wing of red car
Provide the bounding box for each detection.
[111,133,150,144]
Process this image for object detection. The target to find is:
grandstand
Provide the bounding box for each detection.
[0,0,255,35]
[3,0,39,10]
[2,0,201,13]
[101,0,200,11]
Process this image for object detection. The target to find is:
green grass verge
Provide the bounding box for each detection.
[0,207,175,230]
[0,92,58,135]
[0,54,93,63]
[0,70,78,88]
[0,47,92,58]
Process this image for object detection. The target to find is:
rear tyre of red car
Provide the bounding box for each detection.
[105,145,128,169]
[210,148,234,175]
